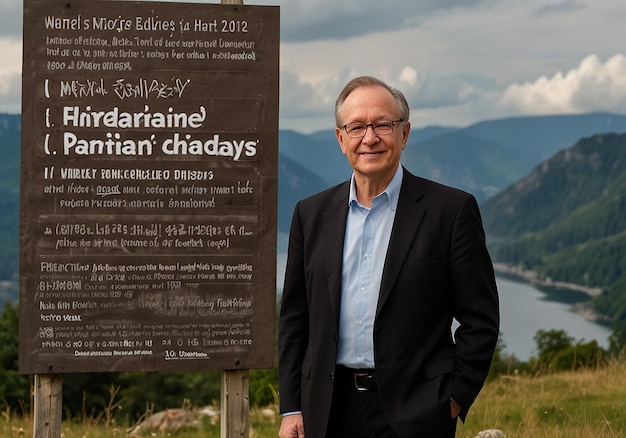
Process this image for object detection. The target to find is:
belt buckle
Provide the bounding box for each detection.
[353,371,375,392]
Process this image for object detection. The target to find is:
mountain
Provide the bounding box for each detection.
[277,151,328,231]
[0,114,20,198]
[482,132,626,286]
[0,114,20,304]
[278,124,461,194]
[481,133,626,342]
[402,113,626,201]
[278,130,351,188]
[3,112,626,305]
[402,129,527,200]
[289,112,626,203]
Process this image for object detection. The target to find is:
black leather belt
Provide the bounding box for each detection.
[335,365,377,392]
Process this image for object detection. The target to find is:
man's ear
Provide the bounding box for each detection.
[401,121,411,149]
[336,127,348,155]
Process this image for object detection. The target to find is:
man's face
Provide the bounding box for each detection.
[335,86,410,184]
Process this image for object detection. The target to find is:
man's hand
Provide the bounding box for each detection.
[450,398,461,419]
[279,413,305,438]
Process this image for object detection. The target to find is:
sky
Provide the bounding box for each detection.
[2,0,626,133]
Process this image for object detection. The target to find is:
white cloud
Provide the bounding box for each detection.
[0,37,21,113]
[279,51,626,132]
[3,0,626,131]
[499,54,626,115]
[399,67,419,87]
[279,71,335,119]
[277,71,342,132]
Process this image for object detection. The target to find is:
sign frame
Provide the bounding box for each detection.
[19,0,280,375]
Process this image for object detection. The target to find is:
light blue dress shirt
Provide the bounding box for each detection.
[336,165,402,369]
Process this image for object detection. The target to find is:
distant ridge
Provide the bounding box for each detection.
[483,132,626,278]
[3,112,626,305]
[402,112,626,201]
[282,112,626,203]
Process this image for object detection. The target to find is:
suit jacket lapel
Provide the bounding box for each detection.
[377,171,426,315]
[322,182,350,323]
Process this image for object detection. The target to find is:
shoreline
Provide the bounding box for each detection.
[493,263,603,297]
[493,263,612,325]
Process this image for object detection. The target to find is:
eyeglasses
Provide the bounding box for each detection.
[342,119,404,138]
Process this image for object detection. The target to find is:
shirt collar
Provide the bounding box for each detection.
[348,165,403,211]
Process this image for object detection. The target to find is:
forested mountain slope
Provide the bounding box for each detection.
[481,133,626,344]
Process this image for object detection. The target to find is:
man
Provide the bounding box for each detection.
[278,76,499,438]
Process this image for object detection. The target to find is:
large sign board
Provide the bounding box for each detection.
[19,0,279,374]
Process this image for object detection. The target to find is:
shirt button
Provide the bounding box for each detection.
[364,253,370,259]
[360,286,365,292]
[357,319,363,325]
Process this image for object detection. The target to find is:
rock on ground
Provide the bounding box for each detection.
[475,429,507,438]
[127,408,200,435]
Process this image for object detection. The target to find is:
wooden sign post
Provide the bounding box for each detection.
[220,1,250,436]
[33,374,62,438]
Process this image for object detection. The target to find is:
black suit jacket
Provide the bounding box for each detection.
[278,167,499,438]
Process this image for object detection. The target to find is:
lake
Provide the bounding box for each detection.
[276,249,612,361]
[497,275,611,360]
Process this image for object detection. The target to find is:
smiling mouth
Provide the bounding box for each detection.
[360,151,384,156]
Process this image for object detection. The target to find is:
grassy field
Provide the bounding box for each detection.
[458,358,626,437]
[3,359,626,437]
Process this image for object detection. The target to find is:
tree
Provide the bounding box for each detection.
[118,370,222,419]
[0,301,30,412]
[487,334,526,379]
[550,340,604,371]
[533,329,574,368]
[250,367,279,406]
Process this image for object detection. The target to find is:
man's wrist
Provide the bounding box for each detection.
[282,411,302,416]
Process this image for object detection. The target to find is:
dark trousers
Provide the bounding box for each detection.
[326,367,398,438]
[326,367,457,438]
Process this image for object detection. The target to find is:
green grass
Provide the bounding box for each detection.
[3,359,626,437]
[457,358,626,437]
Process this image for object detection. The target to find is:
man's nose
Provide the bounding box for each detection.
[361,124,379,142]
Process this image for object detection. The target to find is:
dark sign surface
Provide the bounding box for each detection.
[20,0,279,374]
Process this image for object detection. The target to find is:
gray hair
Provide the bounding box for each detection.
[335,76,410,128]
